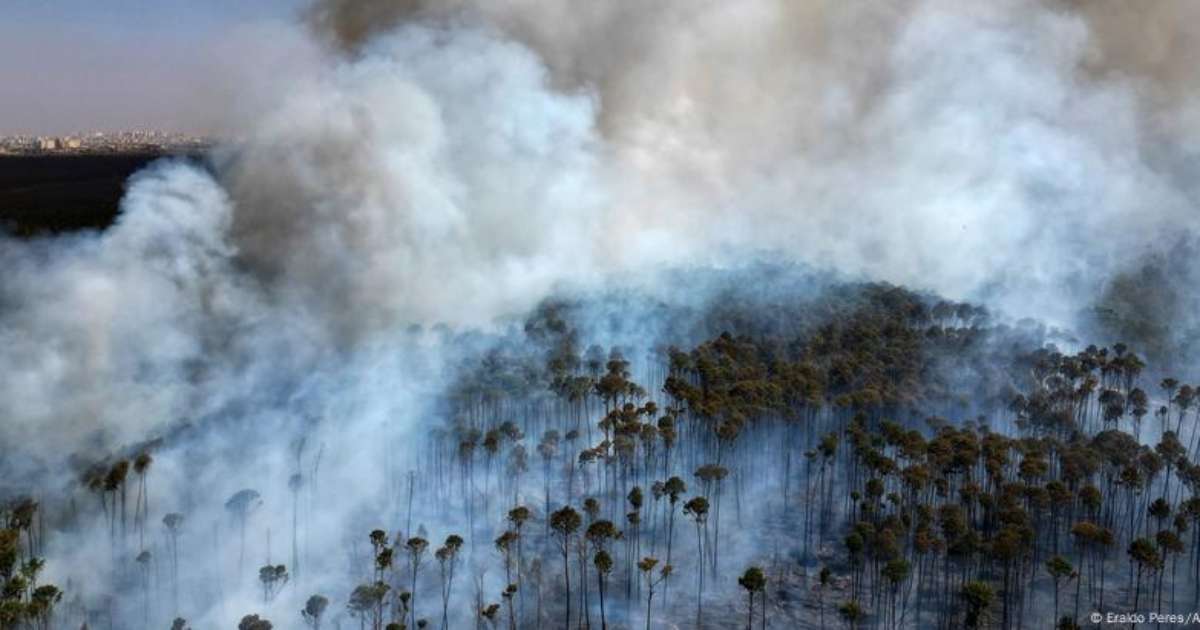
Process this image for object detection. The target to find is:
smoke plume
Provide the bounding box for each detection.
[1,0,1198,626]
[303,0,1199,324]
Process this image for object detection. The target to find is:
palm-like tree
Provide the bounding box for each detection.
[259,564,289,602]
[405,537,429,629]
[347,581,390,630]
[103,460,130,544]
[662,477,686,571]
[494,532,517,584]
[881,558,909,629]
[1155,529,1183,611]
[507,506,531,619]
[550,506,581,629]
[500,583,518,630]
[585,520,619,630]
[162,512,184,613]
[435,534,463,630]
[225,489,262,575]
[626,486,644,595]
[683,496,709,626]
[494,531,518,629]
[593,550,613,630]
[480,602,501,630]
[1128,538,1161,627]
[637,557,670,630]
[1162,378,1180,431]
[301,594,329,630]
[238,614,273,630]
[960,581,993,629]
[737,566,765,630]
[135,549,152,626]
[818,567,831,629]
[28,584,61,630]
[1044,556,1073,625]
[132,452,152,550]
[537,433,559,532]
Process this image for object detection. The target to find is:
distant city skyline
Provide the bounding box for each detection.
[0,0,310,135]
[0,129,211,155]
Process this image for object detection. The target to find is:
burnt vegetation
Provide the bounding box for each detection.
[7,274,1200,629]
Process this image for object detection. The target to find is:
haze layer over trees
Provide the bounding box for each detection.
[5,268,1200,629]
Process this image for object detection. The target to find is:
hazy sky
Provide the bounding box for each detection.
[0,0,310,135]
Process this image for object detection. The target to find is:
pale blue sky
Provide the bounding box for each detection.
[0,0,310,134]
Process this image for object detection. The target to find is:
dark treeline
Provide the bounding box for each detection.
[0,154,197,236]
[5,277,1199,629]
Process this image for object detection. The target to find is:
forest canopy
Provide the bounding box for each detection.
[7,267,1190,629]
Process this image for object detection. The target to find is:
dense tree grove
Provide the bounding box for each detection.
[9,278,1200,628]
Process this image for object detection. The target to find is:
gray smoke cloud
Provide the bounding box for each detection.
[216,25,606,337]
[303,0,1199,325]
[1,0,1198,626]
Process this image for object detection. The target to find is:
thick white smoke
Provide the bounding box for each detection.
[1,0,1198,626]
[0,163,243,456]
[218,26,607,335]
[306,0,1200,323]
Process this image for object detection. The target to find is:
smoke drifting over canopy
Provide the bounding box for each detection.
[1,0,1199,627]
[305,0,1200,323]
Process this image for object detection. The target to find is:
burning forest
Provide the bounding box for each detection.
[4,1,1200,629]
